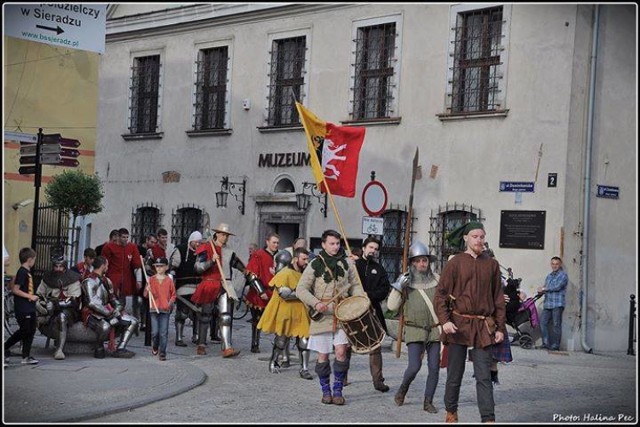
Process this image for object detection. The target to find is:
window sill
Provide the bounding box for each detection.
[437,110,509,121]
[186,129,233,137]
[122,132,164,141]
[257,124,304,133]
[340,117,402,126]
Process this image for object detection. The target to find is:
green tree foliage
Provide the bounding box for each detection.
[44,169,104,218]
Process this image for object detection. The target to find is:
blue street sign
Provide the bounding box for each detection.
[596,185,619,199]
[499,182,535,192]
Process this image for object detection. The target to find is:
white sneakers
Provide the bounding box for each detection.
[21,356,39,365]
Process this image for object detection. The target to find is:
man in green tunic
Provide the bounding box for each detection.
[434,222,505,423]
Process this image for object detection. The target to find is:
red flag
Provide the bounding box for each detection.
[296,103,365,198]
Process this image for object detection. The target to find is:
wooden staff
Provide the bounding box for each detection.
[395,147,419,358]
[210,240,238,302]
[140,255,159,314]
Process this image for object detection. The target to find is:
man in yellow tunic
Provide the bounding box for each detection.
[258,247,313,379]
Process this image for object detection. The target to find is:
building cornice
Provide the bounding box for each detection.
[106,3,356,42]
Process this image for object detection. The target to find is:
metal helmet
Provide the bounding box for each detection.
[274,250,293,273]
[51,254,67,269]
[408,241,434,261]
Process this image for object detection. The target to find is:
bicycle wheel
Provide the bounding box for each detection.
[4,287,18,336]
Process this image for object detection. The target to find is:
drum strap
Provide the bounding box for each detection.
[418,289,442,335]
[317,255,339,332]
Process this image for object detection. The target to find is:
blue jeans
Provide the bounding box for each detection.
[150,312,170,356]
[541,307,564,350]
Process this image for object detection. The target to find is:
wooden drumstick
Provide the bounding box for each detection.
[309,285,352,319]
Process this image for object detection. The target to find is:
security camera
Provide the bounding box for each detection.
[12,199,34,210]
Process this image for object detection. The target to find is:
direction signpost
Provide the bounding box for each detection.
[10,128,82,249]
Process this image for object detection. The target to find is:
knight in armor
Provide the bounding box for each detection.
[169,230,202,347]
[354,236,391,392]
[244,232,279,353]
[387,241,442,413]
[81,256,139,359]
[36,255,82,360]
[193,223,260,358]
[258,248,314,379]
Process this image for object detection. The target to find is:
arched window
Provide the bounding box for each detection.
[171,205,204,246]
[379,206,412,281]
[131,204,162,245]
[274,177,295,193]
[429,203,484,273]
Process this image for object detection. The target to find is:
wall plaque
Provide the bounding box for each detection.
[499,210,546,249]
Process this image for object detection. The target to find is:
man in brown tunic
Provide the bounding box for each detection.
[434,222,505,423]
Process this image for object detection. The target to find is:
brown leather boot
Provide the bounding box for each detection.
[370,350,390,392]
[445,411,458,423]
[196,345,206,355]
[394,383,410,406]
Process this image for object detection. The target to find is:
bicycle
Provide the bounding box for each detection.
[4,275,18,336]
[232,283,250,320]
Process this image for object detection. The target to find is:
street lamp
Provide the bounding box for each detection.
[296,181,327,218]
[216,176,246,215]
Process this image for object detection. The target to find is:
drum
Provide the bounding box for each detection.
[335,295,386,354]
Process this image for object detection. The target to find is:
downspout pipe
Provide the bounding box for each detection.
[580,4,600,354]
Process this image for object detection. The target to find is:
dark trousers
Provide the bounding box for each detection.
[444,343,495,422]
[4,312,38,358]
[402,341,441,400]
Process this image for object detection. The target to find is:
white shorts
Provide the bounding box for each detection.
[307,329,349,354]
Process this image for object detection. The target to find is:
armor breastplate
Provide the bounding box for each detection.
[82,276,111,316]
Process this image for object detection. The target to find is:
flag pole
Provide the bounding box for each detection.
[294,101,365,290]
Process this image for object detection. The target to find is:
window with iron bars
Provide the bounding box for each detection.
[171,206,203,246]
[379,207,411,282]
[131,204,162,245]
[129,55,161,134]
[352,22,396,120]
[428,204,484,273]
[451,6,503,113]
[267,36,306,126]
[194,46,229,130]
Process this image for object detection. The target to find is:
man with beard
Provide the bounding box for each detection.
[354,236,391,392]
[434,222,505,423]
[81,256,139,359]
[296,229,366,406]
[36,255,82,360]
[258,248,313,379]
[387,241,442,413]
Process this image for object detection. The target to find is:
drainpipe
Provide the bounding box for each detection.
[580,4,600,354]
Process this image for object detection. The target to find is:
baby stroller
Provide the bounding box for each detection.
[504,277,542,349]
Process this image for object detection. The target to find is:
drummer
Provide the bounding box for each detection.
[296,229,366,406]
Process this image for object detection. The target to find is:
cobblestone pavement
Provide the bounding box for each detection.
[4,314,637,424]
